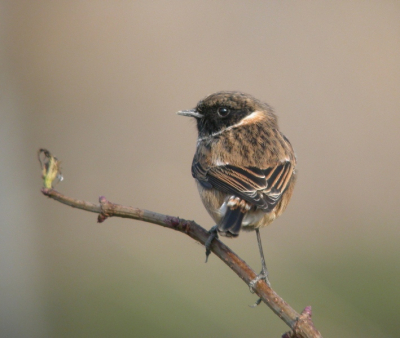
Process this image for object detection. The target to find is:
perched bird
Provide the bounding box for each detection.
[177,91,296,288]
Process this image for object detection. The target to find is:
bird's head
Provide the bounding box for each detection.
[177,91,277,138]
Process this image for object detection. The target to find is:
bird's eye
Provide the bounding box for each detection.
[217,107,230,117]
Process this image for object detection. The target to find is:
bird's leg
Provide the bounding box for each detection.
[249,229,271,301]
[205,225,218,262]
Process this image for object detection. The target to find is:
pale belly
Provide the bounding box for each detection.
[196,181,277,231]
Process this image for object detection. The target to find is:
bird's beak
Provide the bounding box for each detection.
[176,109,204,119]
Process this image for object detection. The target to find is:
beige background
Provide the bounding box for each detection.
[1,1,399,337]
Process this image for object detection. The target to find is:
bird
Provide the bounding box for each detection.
[177,91,296,290]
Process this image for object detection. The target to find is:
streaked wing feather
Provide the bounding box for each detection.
[192,161,213,188]
[193,161,293,212]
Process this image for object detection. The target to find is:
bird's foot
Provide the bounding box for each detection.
[248,271,271,308]
[249,270,271,292]
[249,298,262,308]
[205,225,218,263]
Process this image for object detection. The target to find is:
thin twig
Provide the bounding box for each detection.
[41,188,322,338]
[38,148,321,337]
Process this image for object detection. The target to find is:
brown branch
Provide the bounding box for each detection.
[41,188,322,338]
[38,148,321,337]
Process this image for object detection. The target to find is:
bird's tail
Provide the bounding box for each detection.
[217,208,244,237]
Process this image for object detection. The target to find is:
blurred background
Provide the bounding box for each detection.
[1,1,399,337]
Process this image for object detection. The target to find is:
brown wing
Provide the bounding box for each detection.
[192,161,294,212]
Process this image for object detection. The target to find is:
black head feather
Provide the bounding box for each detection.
[194,91,274,137]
